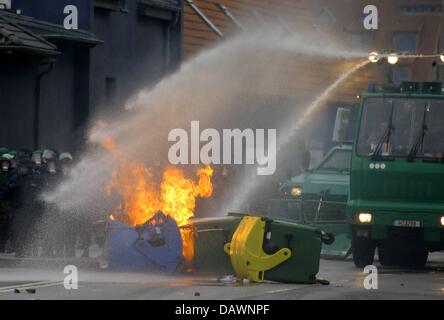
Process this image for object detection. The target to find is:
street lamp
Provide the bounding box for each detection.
[387,53,399,65]
[368,52,380,63]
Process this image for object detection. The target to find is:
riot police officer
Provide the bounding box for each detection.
[58,152,77,258]
[8,153,44,257]
[40,149,63,257]
[0,149,11,252]
[31,150,44,170]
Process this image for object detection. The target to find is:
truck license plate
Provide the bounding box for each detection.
[393,220,421,228]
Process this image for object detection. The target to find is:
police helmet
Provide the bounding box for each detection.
[42,149,58,164]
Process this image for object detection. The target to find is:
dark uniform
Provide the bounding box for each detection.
[8,161,44,257]
[0,150,12,252]
[58,153,78,258]
[40,157,65,258]
[0,169,10,252]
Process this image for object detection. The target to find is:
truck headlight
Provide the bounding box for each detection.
[440,216,444,227]
[290,187,303,197]
[356,213,373,224]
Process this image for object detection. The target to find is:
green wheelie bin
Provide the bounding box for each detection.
[225,216,334,284]
[190,213,243,275]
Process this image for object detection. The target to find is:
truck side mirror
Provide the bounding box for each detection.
[302,150,311,171]
[332,107,351,143]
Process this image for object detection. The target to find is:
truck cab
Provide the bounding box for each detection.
[277,144,352,256]
[280,144,351,201]
[349,82,444,268]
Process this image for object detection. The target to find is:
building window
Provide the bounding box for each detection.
[394,32,418,53]
[95,0,126,11]
[351,32,372,51]
[393,65,412,85]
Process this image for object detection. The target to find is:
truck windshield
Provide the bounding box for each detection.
[357,97,444,159]
[318,150,351,171]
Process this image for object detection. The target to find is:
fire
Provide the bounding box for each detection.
[161,166,213,227]
[102,138,118,151]
[106,160,213,227]
[180,226,195,271]
[100,135,213,267]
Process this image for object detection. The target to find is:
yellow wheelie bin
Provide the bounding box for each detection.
[225,216,330,284]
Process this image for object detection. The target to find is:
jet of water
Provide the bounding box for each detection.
[225,60,370,213]
[44,28,371,219]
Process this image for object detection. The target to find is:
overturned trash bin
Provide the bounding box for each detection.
[190,214,244,275]
[106,211,183,273]
[224,216,331,284]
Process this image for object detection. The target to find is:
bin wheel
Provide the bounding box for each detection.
[352,237,375,268]
[320,231,335,245]
[407,249,428,268]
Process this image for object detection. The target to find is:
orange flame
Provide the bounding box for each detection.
[161,166,213,227]
[106,161,213,227]
[102,138,118,151]
[101,136,213,267]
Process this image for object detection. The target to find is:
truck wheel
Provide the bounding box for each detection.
[378,244,400,267]
[401,249,428,268]
[352,237,375,268]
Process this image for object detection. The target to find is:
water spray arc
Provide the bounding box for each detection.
[45,28,373,224]
[226,60,371,213]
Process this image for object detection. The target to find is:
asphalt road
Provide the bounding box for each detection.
[0,254,443,300]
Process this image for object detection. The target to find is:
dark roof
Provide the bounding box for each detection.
[0,10,102,48]
[140,0,181,11]
[0,14,59,56]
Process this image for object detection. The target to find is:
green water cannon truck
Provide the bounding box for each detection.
[348,81,444,268]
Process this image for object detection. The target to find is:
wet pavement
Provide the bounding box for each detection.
[1,253,443,300]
